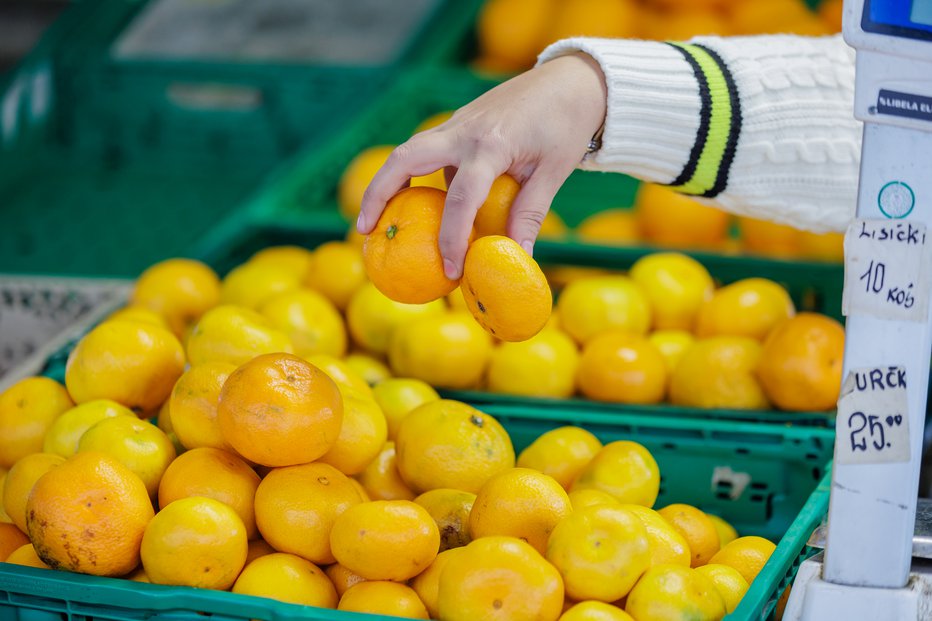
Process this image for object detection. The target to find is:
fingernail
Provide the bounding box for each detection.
[521,240,534,256]
[356,214,367,233]
[443,258,460,280]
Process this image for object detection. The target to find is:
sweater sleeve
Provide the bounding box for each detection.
[537,34,860,233]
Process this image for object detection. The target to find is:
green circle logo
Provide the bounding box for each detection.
[877,181,915,219]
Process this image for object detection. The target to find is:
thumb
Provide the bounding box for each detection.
[507,167,569,255]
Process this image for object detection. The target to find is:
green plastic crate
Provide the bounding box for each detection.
[0,0,483,278]
[0,404,833,621]
[214,66,844,320]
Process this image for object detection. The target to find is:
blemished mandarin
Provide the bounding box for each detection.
[0,377,74,468]
[438,536,564,621]
[254,462,363,565]
[325,563,367,597]
[169,362,237,451]
[130,258,220,337]
[338,581,429,619]
[26,452,154,576]
[546,505,651,602]
[695,278,796,341]
[708,536,776,584]
[77,415,176,498]
[259,289,347,358]
[517,426,603,491]
[461,235,553,342]
[357,442,416,501]
[473,174,521,238]
[469,467,571,555]
[232,553,338,609]
[330,500,440,581]
[629,252,714,331]
[559,601,637,621]
[625,564,727,621]
[572,441,660,508]
[43,399,134,458]
[363,187,462,304]
[158,447,261,540]
[757,313,845,411]
[410,547,466,619]
[4,453,66,533]
[247,245,315,281]
[575,208,641,245]
[621,504,693,568]
[141,496,247,590]
[186,305,294,367]
[371,378,440,441]
[219,262,302,310]
[338,145,395,221]
[488,324,579,399]
[577,332,668,404]
[670,337,771,410]
[395,400,515,494]
[557,276,652,344]
[318,387,388,476]
[305,241,368,311]
[657,504,721,568]
[346,282,447,355]
[695,563,750,614]
[414,488,476,552]
[635,183,730,249]
[218,353,343,467]
[388,312,493,390]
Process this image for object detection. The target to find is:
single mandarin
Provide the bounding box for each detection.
[371,378,440,440]
[305,241,368,311]
[0,377,73,468]
[517,426,603,491]
[546,505,651,602]
[708,514,739,548]
[141,496,247,589]
[630,252,714,331]
[569,489,621,510]
[657,504,721,568]
[259,289,347,358]
[338,581,429,618]
[304,354,373,397]
[219,262,302,310]
[318,387,388,476]
[5,544,50,569]
[477,0,556,68]
[635,184,730,250]
[344,353,391,386]
[43,399,134,458]
[487,329,579,398]
[232,552,338,608]
[186,305,294,367]
[169,362,236,451]
[469,468,571,555]
[410,547,466,618]
[326,562,367,597]
[395,400,515,494]
[330,500,440,581]
[473,175,521,238]
[357,442,416,501]
[414,488,476,552]
[708,536,776,584]
[621,504,692,568]
[247,245,315,281]
[695,278,796,341]
[363,187,462,304]
[572,441,660,507]
[4,453,66,533]
[560,601,636,621]
[0,521,29,561]
[695,564,750,614]
[131,258,220,337]
[547,0,638,41]
[575,209,641,246]
[577,332,667,404]
[218,353,343,467]
[254,462,363,564]
[625,564,726,621]
[105,306,170,330]
[799,230,844,262]
[26,452,154,576]
[670,337,771,410]
[738,216,802,259]
[346,282,447,355]
[557,276,651,344]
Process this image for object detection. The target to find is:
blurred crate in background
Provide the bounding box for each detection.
[0,0,483,278]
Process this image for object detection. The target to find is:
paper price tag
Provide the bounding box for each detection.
[835,366,910,465]
[842,219,930,322]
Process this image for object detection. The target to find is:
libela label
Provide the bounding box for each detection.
[836,366,910,466]
[842,219,930,322]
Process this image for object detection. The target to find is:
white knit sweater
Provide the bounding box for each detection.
[539,35,860,233]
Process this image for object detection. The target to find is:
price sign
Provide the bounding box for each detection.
[836,366,910,465]
[842,219,930,322]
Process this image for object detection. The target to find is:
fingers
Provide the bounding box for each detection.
[507,165,571,256]
[358,134,453,234]
[439,163,499,279]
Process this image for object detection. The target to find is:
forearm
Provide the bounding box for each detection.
[538,34,860,233]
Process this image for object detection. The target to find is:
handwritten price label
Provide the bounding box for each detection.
[835,366,910,465]
[842,219,930,322]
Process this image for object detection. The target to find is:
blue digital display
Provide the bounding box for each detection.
[864,0,932,40]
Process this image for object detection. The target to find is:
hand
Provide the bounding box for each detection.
[357,52,607,279]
